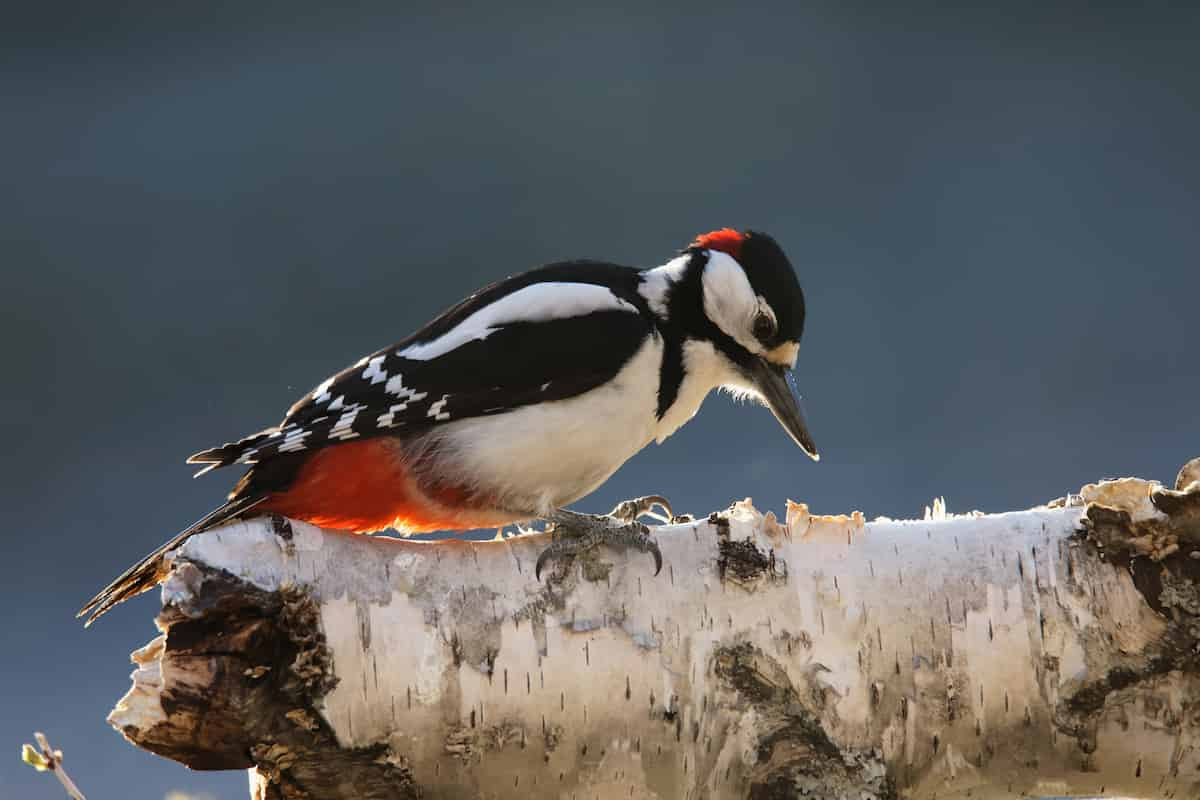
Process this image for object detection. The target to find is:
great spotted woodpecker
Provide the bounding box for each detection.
[80,228,818,624]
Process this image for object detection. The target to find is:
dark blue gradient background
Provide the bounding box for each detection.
[2,3,1197,797]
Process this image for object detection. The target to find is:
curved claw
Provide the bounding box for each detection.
[535,537,576,582]
[648,539,663,576]
[535,548,553,582]
[611,495,675,524]
[534,521,664,581]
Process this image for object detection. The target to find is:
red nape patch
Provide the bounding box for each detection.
[690,228,745,259]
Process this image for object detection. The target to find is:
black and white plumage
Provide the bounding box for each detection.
[191,262,657,474]
[80,228,818,623]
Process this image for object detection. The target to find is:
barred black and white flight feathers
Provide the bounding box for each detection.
[187,261,657,474]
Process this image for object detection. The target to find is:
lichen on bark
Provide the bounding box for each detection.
[713,641,895,799]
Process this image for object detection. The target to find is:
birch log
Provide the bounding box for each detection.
[107,458,1200,799]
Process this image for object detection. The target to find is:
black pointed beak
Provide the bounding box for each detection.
[749,360,819,461]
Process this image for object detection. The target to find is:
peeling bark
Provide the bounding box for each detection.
[107,459,1200,799]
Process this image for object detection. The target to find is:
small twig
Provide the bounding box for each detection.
[21,732,87,800]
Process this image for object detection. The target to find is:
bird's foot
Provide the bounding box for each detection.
[535,506,666,581]
[609,494,694,524]
[608,494,675,524]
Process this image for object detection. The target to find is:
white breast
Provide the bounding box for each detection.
[427,335,666,516]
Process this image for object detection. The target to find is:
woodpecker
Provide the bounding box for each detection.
[80,228,818,624]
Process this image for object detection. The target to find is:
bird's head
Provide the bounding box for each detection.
[670,228,818,460]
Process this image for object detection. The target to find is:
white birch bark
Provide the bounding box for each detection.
[107,459,1200,799]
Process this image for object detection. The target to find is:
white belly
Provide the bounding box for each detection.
[428,337,665,515]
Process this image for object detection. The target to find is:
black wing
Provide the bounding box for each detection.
[189,261,654,472]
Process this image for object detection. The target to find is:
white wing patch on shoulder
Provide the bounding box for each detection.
[400,282,638,361]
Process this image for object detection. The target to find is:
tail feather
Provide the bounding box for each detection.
[78,495,267,626]
[186,428,279,476]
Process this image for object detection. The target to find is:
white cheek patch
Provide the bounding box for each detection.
[401,282,638,361]
[701,251,766,355]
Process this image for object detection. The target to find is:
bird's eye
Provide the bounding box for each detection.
[752,312,776,342]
